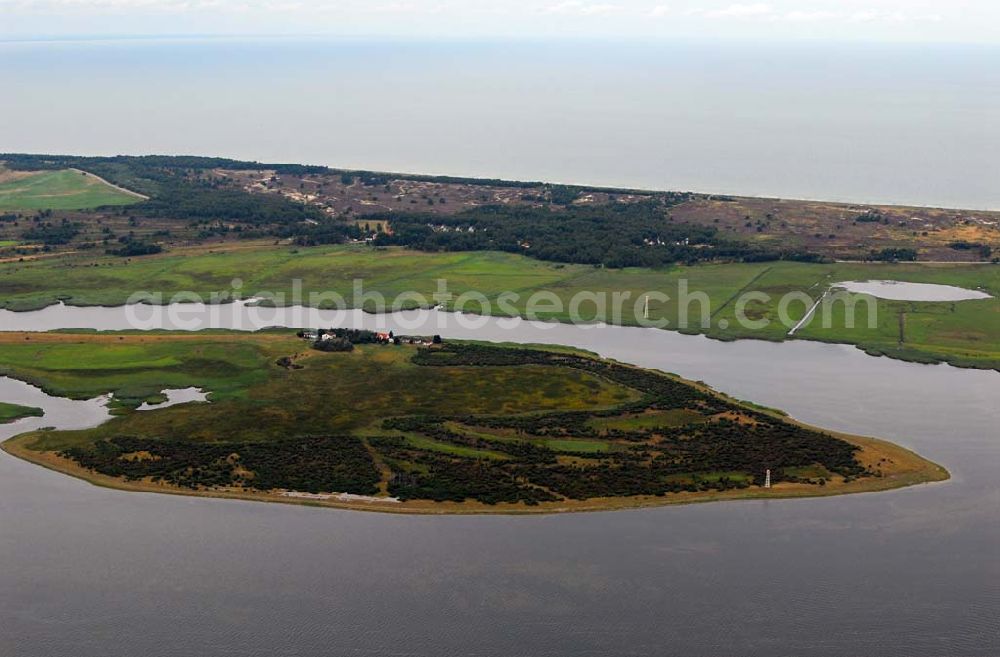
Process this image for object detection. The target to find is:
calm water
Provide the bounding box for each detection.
[1,305,998,656]
[1,38,999,209]
[135,387,208,411]
[835,280,993,301]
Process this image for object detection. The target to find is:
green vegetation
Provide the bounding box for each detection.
[0,156,994,372]
[588,409,706,432]
[0,334,270,408]
[108,236,163,257]
[1,333,634,450]
[707,261,1000,369]
[0,169,141,211]
[0,243,995,368]
[0,153,662,201]
[1,333,944,509]
[1,155,351,245]
[372,200,817,267]
[0,402,43,423]
[2,154,322,198]
[21,219,81,245]
[2,154,996,266]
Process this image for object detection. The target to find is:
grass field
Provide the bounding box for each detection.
[0,332,273,407]
[0,243,996,368]
[0,401,43,423]
[0,332,635,452]
[588,409,706,432]
[0,168,143,211]
[0,332,946,512]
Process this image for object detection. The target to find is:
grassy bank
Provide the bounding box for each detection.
[0,401,43,424]
[0,243,996,369]
[0,331,947,513]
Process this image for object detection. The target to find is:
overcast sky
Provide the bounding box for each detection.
[1,0,998,43]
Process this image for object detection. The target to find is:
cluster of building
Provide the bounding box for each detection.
[300,329,438,346]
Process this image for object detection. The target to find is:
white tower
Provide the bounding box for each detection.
[643,295,650,320]
[764,469,771,489]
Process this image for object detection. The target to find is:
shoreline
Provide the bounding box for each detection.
[1,428,950,515]
[12,148,1000,211]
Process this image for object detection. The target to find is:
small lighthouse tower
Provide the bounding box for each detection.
[643,295,650,320]
[764,469,772,489]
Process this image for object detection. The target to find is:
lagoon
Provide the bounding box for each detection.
[0,303,998,656]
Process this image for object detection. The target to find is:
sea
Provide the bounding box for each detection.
[1,37,998,209]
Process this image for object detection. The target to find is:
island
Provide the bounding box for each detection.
[1,331,947,513]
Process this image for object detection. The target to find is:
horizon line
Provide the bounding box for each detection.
[2,33,999,47]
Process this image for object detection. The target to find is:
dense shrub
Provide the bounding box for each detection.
[372,202,819,268]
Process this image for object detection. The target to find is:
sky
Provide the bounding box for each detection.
[1,0,998,43]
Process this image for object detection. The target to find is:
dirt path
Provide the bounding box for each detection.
[69,168,149,200]
[0,250,79,264]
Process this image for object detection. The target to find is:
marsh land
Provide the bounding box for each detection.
[0,401,43,423]
[1,242,996,369]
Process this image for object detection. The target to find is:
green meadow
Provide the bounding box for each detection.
[0,169,142,211]
[0,402,43,423]
[0,334,270,408]
[1,333,635,453]
[0,243,996,368]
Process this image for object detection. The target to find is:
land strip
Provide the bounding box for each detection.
[0,245,996,370]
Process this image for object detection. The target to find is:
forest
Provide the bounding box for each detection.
[3,153,824,266]
[63,435,380,495]
[2,153,344,235]
[0,154,661,233]
[2,154,654,196]
[372,202,822,268]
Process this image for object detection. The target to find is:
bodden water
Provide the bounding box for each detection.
[0,305,998,656]
[1,38,999,209]
[1,37,999,656]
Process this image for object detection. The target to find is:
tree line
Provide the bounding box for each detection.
[63,435,380,495]
[372,202,822,268]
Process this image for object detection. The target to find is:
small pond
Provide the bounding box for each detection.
[834,280,991,302]
[135,387,208,411]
